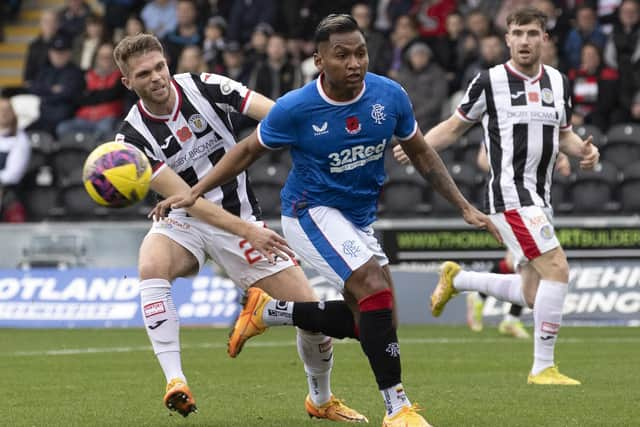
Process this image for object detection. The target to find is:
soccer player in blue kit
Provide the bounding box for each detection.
[154,14,499,426]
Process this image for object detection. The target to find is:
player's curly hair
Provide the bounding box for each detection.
[314,14,364,46]
[506,7,548,30]
[113,33,164,76]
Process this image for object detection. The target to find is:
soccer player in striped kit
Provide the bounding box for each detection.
[424,7,599,385]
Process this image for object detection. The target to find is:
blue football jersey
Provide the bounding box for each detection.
[258,72,418,227]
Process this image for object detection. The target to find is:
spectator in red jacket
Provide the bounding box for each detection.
[568,42,625,131]
[56,42,125,141]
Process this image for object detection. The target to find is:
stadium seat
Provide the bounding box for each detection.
[551,172,573,213]
[23,186,60,221]
[619,161,640,213]
[601,123,640,170]
[429,163,479,215]
[59,184,102,219]
[50,147,92,187]
[573,124,604,147]
[568,161,620,214]
[26,130,55,153]
[248,162,288,217]
[57,131,98,149]
[381,164,427,216]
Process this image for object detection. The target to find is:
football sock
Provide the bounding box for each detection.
[478,292,488,301]
[261,299,294,326]
[358,289,403,394]
[296,329,333,406]
[509,303,524,317]
[454,271,527,306]
[264,300,358,339]
[381,383,411,417]
[139,279,185,383]
[532,280,567,375]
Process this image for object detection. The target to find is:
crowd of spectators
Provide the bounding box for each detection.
[0,0,639,222]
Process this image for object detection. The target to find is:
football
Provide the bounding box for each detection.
[83,141,152,208]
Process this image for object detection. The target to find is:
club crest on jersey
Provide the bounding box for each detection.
[312,121,329,136]
[541,88,554,104]
[188,114,207,133]
[371,103,386,124]
[176,126,193,142]
[345,116,361,134]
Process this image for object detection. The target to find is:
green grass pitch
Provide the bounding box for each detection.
[1,325,638,426]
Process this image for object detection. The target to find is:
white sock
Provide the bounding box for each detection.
[262,299,295,326]
[503,313,518,323]
[381,383,411,417]
[454,271,527,306]
[296,328,333,406]
[139,278,185,383]
[531,279,568,375]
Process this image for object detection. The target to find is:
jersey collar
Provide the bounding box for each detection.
[504,61,544,84]
[137,79,183,122]
[316,73,366,106]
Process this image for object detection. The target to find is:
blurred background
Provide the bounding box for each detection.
[0,0,638,329]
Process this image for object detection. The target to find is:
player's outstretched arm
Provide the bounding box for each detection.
[149,167,294,263]
[400,130,502,243]
[559,131,599,170]
[150,130,268,216]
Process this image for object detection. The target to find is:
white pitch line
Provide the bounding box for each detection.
[3,336,639,358]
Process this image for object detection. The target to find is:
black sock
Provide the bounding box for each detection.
[478,292,488,301]
[359,307,401,389]
[292,300,357,339]
[358,289,401,389]
[509,304,523,317]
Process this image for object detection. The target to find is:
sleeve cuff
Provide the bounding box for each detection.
[240,90,254,115]
[395,121,419,141]
[256,122,279,150]
[455,107,477,123]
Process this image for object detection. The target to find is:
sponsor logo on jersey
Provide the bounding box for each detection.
[143,301,166,318]
[327,139,387,173]
[511,91,526,99]
[312,121,329,136]
[345,116,361,134]
[188,114,207,133]
[528,92,539,103]
[371,103,386,124]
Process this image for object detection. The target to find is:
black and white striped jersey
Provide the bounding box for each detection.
[115,72,261,220]
[456,62,572,214]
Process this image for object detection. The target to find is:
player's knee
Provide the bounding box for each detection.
[349,260,388,299]
[138,261,169,281]
[546,249,569,282]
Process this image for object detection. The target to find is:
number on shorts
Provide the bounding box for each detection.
[239,239,262,265]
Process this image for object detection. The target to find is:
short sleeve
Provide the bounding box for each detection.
[394,85,419,140]
[560,73,573,131]
[456,71,488,123]
[191,72,253,115]
[257,102,297,150]
[115,124,166,178]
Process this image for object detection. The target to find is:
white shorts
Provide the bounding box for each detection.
[281,206,388,291]
[148,214,296,289]
[490,205,560,267]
